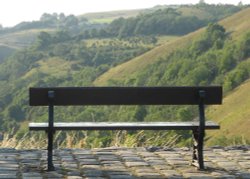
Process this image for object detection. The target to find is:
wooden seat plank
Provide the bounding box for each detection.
[29,121,219,130]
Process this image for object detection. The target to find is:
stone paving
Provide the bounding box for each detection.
[0,146,249,179]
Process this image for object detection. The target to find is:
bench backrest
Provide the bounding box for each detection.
[29,86,222,106]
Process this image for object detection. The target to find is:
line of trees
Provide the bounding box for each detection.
[79,4,243,39]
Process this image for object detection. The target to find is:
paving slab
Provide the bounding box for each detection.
[0,146,249,178]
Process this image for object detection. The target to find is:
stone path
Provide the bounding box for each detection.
[0,146,249,178]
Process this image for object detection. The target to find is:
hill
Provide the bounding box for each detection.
[93,31,201,85]
[206,77,250,146]
[93,8,250,146]
[94,7,250,85]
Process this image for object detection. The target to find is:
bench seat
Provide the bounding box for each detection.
[29,121,219,130]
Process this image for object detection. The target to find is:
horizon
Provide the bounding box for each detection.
[0,0,249,28]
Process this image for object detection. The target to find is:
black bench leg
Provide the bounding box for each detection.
[48,130,55,171]
[192,128,204,170]
[192,90,206,170]
[47,91,55,171]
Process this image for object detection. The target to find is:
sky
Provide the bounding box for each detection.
[0,0,249,27]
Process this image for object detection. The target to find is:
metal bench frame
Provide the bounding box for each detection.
[29,86,222,171]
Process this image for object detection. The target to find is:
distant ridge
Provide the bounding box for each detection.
[81,9,145,23]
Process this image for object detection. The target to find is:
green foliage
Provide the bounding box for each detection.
[6,105,25,121]
[191,23,226,56]
[0,26,154,136]
[122,23,250,93]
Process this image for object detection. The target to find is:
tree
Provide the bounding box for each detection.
[59,13,66,21]
[65,15,78,26]
[199,0,206,4]
[219,51,235,73]
[238,1,243,6]
[40,13,57,23]
[240,33,250,59]
[7,105,25,121]
[53,31,71,42]
[206,23,226,43]
[36,31,52,49]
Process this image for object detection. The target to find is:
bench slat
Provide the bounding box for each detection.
[29,86,222,106]
[29,121,219,131]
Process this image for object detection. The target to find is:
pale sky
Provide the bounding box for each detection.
[0,0,249,27]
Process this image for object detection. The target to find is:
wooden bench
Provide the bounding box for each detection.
[29,86,222,171]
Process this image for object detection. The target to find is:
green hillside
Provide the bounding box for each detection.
[93,32,200,85]
[94,7,250,85]
[206,77,250,146]
[93,8,250,146]
[0,29,54,49]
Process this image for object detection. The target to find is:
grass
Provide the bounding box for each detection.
[94,7,250,86]
[0,129,180,149]
[89,18,115,24]
[22,57,77,79]
[206,79,250,146]
[156,35,180,45]
[0,28,55,49]
[219,7,250,39]
[37,58,76,76]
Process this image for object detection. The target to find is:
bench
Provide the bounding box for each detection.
[29,86,222,171]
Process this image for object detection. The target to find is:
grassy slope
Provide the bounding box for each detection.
[22,57,78,80]
[0,29,54,49]
[93,30,204,85]
[94,7,250,86]
[218,7,250,39]
[206,77,250,146]
[205,8,250,145]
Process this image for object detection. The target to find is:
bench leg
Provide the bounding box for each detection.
[48,130,55,171]
[192,128,204,170]
[192,90,206,170]
[48,92,55,171]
